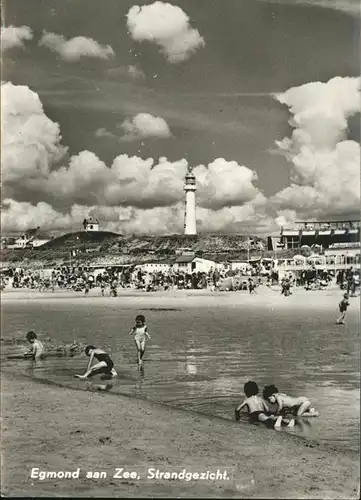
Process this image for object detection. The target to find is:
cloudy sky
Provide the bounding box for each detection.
[1,0,360,235]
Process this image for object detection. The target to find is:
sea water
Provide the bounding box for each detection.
[1,290,359,451]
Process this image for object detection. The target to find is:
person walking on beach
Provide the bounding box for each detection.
[235,381,294,429]
[129,314,151,368]
[336,293,350,325]
[248,277,257,294]
[75,345,117,379]
[110,278,117,297]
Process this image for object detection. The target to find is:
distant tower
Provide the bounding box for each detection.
[184,166,197,235]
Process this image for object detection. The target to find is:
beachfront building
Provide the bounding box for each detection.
[135,262,171,273]
[83,217,99,232]
[282,220,359,250]
[228,260,252,273]
[268,220,360,251]
[275,242,360,279]
[172,255,216,274]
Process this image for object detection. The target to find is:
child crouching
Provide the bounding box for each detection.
[235,381,294,429]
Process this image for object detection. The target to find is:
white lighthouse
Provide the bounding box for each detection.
[184,165,197,235]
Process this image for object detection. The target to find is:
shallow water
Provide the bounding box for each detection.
[1,292,360,451]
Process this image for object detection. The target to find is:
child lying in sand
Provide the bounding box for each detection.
[235,381,295,429]
[262,385,318,417]
[75,346,117,380]
[25,331,45,360]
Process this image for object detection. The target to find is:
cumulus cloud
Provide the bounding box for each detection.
[39,31,115,61]
[119,113,172,141]
[1,82,67,184]
[57,155,186,209]
[0,82,273,233]
[1,199,72,232]
[4,77,358,236]
[126,1,205,63]
[95,128,117,140]
[1,25,33,52]
[194,159,261,210]
[271,76,361,220]
[1,198,273,235]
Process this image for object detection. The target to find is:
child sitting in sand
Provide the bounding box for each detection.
[25,331,45,360]
[235,381,295,429]
[75,346,117,380]
[128,314,151,367]
[262,385,318,417]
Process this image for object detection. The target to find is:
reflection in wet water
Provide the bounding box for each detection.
[1,298,359,451]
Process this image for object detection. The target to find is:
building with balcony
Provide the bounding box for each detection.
[268,220,360,251]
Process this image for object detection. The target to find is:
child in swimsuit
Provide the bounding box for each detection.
[263,385,318,417]
[129,314,151,367]
[75,345,117,379]
[235,381,294,428]
[25,331,45,360]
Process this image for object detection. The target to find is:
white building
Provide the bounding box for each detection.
[7,235,29,249]
[324,242,360,259]
[228,260,252,272]
[5,228,51,249]
[172,255,215,274]
[135,262,171,273]
[83,217,99,232]
[32,236,51,247]
[275,245,360,279]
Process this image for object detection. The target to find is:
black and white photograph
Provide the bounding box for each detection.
[1,0,360,498]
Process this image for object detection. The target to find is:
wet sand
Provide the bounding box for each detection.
[1,287,360,498]
[1,373,359,499]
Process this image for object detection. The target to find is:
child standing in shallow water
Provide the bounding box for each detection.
[129,314,151,367]
[25,331,45,360]
[235,381,294,429]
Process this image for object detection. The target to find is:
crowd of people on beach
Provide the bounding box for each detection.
[1,264,267,294]
[1,262,360,308]
[3,260,360,296]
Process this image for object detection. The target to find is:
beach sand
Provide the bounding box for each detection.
[1,283,357,310]
[1,287,360,498]
[1,372,359,499]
